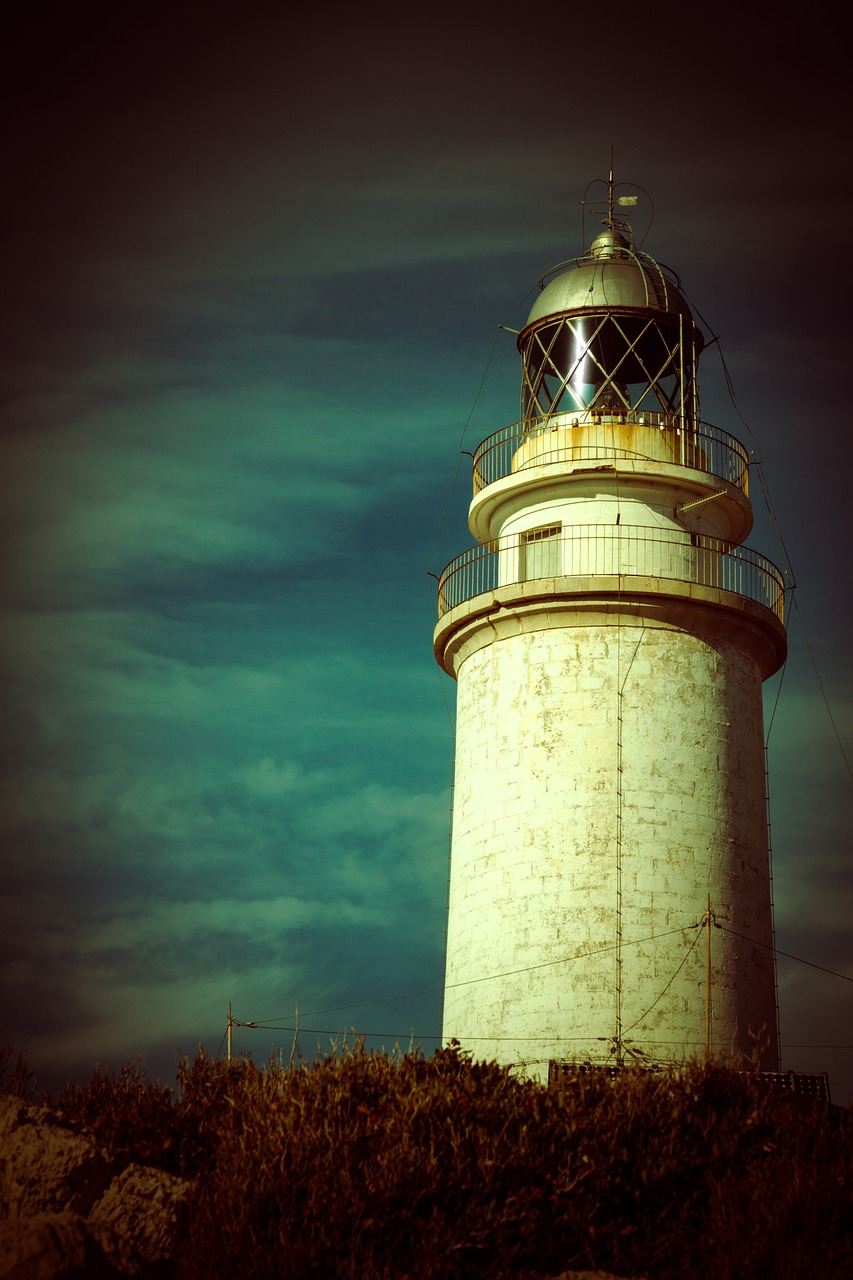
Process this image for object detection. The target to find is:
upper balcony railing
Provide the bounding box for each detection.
[436,525,785,623]
[472,412,750,496]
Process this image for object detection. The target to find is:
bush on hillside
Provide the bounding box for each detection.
[55,1050,254,1178]
[4,1042,851,1279]
[0,1043,38,1100]
[179,1043,852,1280]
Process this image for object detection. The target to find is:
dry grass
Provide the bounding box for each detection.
[9,1042,852,1278]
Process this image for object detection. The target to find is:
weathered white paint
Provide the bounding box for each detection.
[437,457,785,1080]
[439,594,780,1079]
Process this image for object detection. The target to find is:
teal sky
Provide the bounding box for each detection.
[2,5,851,1102]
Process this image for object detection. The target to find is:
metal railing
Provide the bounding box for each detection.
[436,525,785,622]
[472,414,749,495]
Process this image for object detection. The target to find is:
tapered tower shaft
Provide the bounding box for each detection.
[434,200,786,1079]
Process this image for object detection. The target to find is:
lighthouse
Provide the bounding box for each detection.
[433,180,787,1080]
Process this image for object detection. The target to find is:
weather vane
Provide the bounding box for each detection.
[582,150,639,241]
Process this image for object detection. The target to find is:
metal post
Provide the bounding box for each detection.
[679,314,686,465]
[705,897,712,1063]
[227,1000,232,1063]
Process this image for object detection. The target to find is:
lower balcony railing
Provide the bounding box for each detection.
[436,525,785,622]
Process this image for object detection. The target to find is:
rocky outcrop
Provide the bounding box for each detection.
[0,1211,126,1279]
[0,1095,189,1279]
[0,1096,114,1219]
[89,1164,190,1271]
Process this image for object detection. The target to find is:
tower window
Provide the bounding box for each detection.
[522,525,561,580]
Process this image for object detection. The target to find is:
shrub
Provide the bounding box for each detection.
[0,1044,37,1101]
[178,1046,853,1280]
[11,1042,851,1278]
[58,1059,184,1175]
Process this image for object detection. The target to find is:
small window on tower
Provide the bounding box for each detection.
[522,525,561,580]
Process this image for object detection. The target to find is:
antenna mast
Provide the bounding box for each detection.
[607,147,616,228]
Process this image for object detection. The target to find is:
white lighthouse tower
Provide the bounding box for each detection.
[433,180,787,1079]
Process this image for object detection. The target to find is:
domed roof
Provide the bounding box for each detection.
[524,227,698,333]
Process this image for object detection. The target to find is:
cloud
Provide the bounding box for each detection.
[1,715,448,1070]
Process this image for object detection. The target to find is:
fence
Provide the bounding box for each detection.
[472,415,749,495]
[436,525,785,622]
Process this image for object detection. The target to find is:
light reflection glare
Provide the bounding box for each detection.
[570,329,594,409]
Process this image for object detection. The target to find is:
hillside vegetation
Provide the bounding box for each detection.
[7,1042,853,1278]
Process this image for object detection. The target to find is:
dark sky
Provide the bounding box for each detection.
[2,4,851,1101]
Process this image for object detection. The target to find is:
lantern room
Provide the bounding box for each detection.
[517,225,704,425]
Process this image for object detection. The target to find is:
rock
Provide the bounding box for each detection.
[0,1096,114,1219]
[0,1210,125,1279]
[89,1163,190,1271]
[0,1095,189,1276]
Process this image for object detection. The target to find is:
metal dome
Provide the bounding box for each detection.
[516,220,704,421]
[524,227,699,338]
